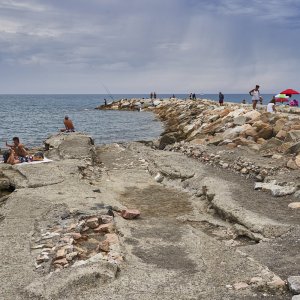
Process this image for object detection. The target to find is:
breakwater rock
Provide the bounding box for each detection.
[98,98,300,197]
[153,99,300,154]
[96,97,167,111]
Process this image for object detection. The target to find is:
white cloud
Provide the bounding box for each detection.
[0,0,47,12]
[0,0,300,93]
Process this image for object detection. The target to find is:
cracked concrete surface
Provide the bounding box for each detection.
[0,135,297,299]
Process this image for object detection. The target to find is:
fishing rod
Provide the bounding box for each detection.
[101,83,114,101]
[76,83,115,110]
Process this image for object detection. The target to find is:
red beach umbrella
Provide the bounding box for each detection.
[280,88,300,95]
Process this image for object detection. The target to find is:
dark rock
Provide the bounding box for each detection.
[286,141,300,155]
[158,133,177,150]
[288,276,300,294]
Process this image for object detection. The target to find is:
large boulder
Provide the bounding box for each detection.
[45,133,95,161]
[207,134,224,146]
[233,116,247,126]
[256,124,274,140]
[255,181,297,197]
[232,137,255,146]
[202,118,224,135]
[285,130,300,143]
[274,118,288,134]
[244,110,261,121]
[285,141,300,155]
[228,108,246,118]
[222,124,251,140]
[275,130,287,141]
[244,127,259,140]
[260,138,283,151]
[158,133,177,150]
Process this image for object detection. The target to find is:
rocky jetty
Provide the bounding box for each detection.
[1,105,300,299]
[98,98,300,198]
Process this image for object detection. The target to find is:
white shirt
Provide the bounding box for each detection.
[251,90,260,101]
[267,103,275,113]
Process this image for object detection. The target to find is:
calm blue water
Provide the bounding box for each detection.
[0,93,299,147]
[0,94,163,147]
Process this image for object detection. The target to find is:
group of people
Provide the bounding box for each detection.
[189,93,197,100]
[249,84,298,113]
[150,92,157,99]
[2,116,75,165]
[2,137,44,165]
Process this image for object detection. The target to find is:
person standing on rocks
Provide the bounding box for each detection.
[219,92,224,106]
[249,85,260,110]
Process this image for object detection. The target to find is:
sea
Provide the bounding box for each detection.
[0,93,299,148]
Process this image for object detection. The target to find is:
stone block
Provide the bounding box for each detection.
[244,110,261,120]
[233,116,246,126]
[257,125,274,140]
[121,209,141,219]
[85,217,99,229]
[69,232,82,240]
[99,240,110,252]
[53,258,68,266]
[100,215,114,224]
[285,141,300,155]
[274,118,287,134]
[56,248,66,259]
[94,223,114,233]
[275,130,287,140]
[260,138,282,151]
[287,159,299,170]
[105,233,119,245]
[285,130,300,143]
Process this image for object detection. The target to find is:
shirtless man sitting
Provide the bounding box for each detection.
[60,116,75,132]
[4,137,28,165]
[6,137,28,158]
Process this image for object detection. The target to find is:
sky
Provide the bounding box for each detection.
[0,0,300,94]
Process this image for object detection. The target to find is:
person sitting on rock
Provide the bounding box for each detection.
[61,116,75,132]
[4,149,21,165]
[5,137,28,158]
[267,97,277,113]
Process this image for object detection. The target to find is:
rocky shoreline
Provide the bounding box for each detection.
[98,97,300,198]
[0,98,300,299]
